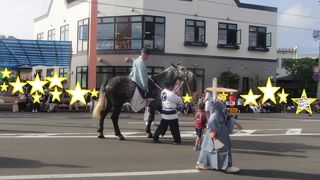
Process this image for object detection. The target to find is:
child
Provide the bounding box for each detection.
[193,102,207,151]
[153,81,183,144]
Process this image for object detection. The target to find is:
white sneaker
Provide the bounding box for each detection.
[225,166,240,174]
[144,107,150,121]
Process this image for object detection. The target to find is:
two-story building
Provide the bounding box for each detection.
[33,0,278,93]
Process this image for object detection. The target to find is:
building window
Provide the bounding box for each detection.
[114,16,142,50]
[187,68,205,93]
[96,15,165,51]
[184,19,207,47]
[60,25,69,41]
[35,69,43,78]
[76,66,88,89]
[46,68,54,77]
[248,26,271,51]
[96,66,164,88]
[97,17,115,50]
[218,22,241,49]
[47,29,55,40]
[37,33,44,40]
[242,77,249,92]
[59,67,68,77]
[144,16,165,50]
[77,18,89,52]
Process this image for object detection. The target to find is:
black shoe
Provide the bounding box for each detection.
[153,139,161,143]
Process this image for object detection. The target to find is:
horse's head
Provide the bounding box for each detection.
[171,64,192,80]
[171,64,197,92]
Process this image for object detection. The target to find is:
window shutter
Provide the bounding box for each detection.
[266,32,272,47]
[237,29,242,45]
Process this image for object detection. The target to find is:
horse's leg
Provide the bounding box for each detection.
[97,108,109,139]
[111,104,125,141]
[146,107,155,138]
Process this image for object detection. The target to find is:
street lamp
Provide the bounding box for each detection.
[312,30,320,99]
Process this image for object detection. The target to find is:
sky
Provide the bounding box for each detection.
[0,0,320,55]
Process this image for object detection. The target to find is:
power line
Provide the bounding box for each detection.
[200,0,320,21]
[75,0,318,32]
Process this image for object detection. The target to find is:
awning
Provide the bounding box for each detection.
[0,39,72,68]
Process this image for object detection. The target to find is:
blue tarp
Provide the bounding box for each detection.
[0,39,72,68]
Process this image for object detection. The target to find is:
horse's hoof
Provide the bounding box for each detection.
[146,133,153,138]
[98,134,105,139]
[118,136,125,141]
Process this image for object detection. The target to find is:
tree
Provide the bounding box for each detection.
[282,58,318,93]
[218,70,240,89]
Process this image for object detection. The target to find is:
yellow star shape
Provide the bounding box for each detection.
[218,92,228,102]
[182,93,192,103]
[0,82,9,92]
[292,89,316,114]
[258,77,280,104]
[277,88,289,104]
[240,89,261,106]
[1,68,12,79]
[90,88,99,98]
[27,74,48,94]
[50,87,62,102]
[66,82,90,105]
[10,76,27,94]
[32,91,41,104]
[46,71,67,89]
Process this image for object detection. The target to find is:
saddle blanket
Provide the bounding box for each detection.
[130,87,146,112]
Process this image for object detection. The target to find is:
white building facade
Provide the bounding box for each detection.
[33,0,278,93]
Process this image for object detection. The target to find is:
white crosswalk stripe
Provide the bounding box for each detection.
[0,128,320,138]
[285,128,302,135]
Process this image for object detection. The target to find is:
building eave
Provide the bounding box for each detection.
[234,0,278,12]
[33,0,86,23]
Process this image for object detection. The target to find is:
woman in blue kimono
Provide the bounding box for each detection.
[196,97,242,174]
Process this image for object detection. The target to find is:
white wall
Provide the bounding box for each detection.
[33,0,90,54]
[143,0,277,60]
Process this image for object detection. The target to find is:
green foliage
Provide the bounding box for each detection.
[282,58,318,91]
[218,70,240,89]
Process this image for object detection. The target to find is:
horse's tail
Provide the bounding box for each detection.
[92,81,108,120]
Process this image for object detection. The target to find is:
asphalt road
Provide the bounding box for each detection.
[0,112,319,180]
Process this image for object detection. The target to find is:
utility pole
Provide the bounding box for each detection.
[312,30,320,99]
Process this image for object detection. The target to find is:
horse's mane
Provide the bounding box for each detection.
[151,66,175,83]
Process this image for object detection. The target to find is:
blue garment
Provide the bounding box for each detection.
[197,100,236,170]
[129,56,148,92]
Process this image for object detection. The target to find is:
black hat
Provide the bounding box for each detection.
[141,47,150,55]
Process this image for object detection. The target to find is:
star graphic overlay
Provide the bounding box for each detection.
[182,93,192,103]
[46,71,67,89]
[240,89,261,106]
[277,88,289,104]
[27,74,48,94]
[292,89,316,114]
[9,76,27,94]
[258,77,280,104]
[32,91,41,104]
[66,82,90,105]
[218,92,228,102]
[0,82,9,92]
[1,68,12,79]
[50,87,62,102]
[90,88,99,98]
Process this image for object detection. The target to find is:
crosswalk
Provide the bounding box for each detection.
[0,128,319,138]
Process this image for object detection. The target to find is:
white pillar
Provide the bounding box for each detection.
[212,77,217,101]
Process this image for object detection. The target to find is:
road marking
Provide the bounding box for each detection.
[232,130,256,136]
[302,120,320,122]
[285,128,302,135]
[0,169,199,180]
[1,130,320,138]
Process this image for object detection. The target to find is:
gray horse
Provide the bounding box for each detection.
[92,64,196,140]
